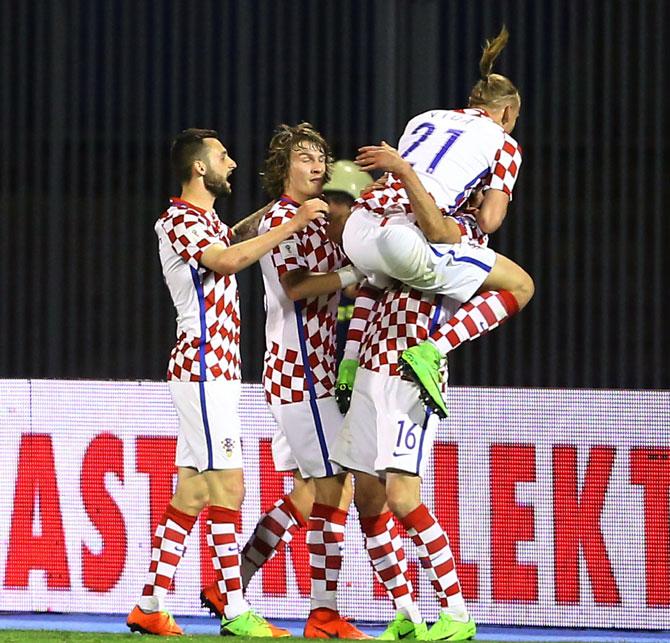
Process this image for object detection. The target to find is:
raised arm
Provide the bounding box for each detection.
[200,198,327,275]
[355,141,462,244]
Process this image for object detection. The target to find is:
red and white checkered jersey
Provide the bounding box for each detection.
[355,285,460,392]
[450,209,490,247]
[155,197,241,382]
[259,195,346,405]
[355,108,521,229]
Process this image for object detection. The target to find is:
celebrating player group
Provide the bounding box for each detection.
[127,26,533,641]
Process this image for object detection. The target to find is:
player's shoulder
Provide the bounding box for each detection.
[262,195,298,228]
[501,131,522,156]
[465,118,520,157]
[159,198,206,226]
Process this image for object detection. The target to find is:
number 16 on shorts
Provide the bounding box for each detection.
[388,411,438,476]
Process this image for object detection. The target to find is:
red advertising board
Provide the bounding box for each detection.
[0,380,667,628]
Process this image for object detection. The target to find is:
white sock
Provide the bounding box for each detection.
[441,608,469,622]
[138,595,162,613]
[399,604,423,624]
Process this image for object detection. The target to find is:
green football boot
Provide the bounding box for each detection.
[427,613,476,641]
[378,612,429,640]
[220,609,290,637]
[399,342,448,419]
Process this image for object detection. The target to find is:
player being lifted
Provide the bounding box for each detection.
[338,26,534,417]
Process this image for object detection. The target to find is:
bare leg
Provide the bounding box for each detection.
[478,252,534,310]
[428,253,534,355]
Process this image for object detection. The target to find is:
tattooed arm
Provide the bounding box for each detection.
[230,201,274,244]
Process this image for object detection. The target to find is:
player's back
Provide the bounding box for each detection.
[397,108,510,213]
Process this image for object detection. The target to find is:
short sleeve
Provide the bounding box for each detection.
[485,135,523,199]
[162,210,223,269]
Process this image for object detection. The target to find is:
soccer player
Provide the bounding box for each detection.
[201,160,371,616]
[339,26,534,418]
[257,123,369,638]
[200,153,419,637]
[321,161,374,401]
[126,128,325,637]
[331,280,476,641]
[230,123,416,639]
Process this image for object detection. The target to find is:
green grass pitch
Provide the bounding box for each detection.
[0,633,601,643]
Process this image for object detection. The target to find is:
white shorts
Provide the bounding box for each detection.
[168,379,243,472]
[343,207,496,302]
[269,396,344,479]
[330,369,439,478]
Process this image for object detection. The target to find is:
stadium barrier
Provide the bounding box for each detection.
[0,379,668,629]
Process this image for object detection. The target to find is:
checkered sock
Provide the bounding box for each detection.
[400,504,467,617]
[429,290,519,355]
[342,286,378,361]
[139,503,197,611]
[360,512,421,622]
[241,495,306,589]
[207,505,250,620]
[307,503,347,611]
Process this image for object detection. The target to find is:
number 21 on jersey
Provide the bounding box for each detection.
[401,122,464,175]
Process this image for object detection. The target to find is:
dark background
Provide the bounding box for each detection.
[1,0,667,388]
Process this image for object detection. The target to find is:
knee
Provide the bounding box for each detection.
[227,481,245,509]
[385,489,416,519]
[353,484,377,516]
[352,474,387,517]
[207,476,245,510]
[505,264,534,311]
[173,480,210,515]
[289,476,315,520]
[171,493,208,516]
[516,271,535,310]
[385,475,421,519]
[314,473,350,510]
[184,489,209,514]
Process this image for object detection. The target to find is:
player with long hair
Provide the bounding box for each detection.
[339,26,534,418]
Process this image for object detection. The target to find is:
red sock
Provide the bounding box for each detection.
[241,494,306,588]
[360,512,416,611]
[207,505,249,619]
[400,504,466,614]
[430,290,519,355]
[306,503,347,611]
[141,503,197,601]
